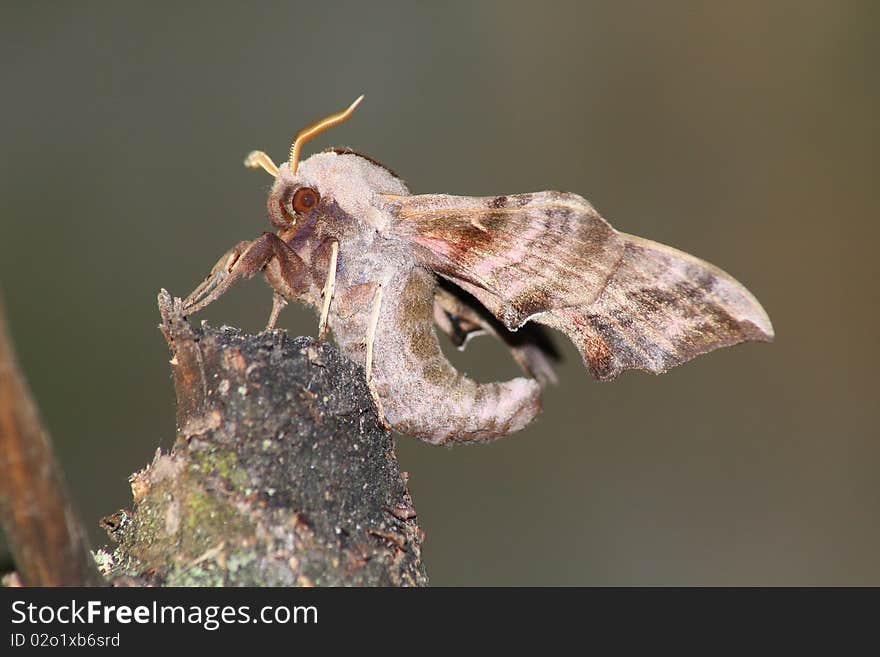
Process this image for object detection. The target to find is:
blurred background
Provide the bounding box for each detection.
[1,2,877,585]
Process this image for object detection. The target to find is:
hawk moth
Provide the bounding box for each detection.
[181,96,773,445]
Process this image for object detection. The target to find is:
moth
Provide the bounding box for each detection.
[182,96,773,445]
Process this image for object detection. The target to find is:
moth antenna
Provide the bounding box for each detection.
[244,150,279,177]
[289,95,364,175]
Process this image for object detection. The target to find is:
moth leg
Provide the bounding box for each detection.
[184,232,306,316]
[433,285,559,386]
[364,284,389,428]
[365,284,383,382]
[317,240,339,340]
[265,293,288,331]
[183,240,251,312]
[433,290,486,348]
[432,300,457,341]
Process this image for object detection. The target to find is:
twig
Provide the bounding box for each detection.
[95,291,428,586]
[0,295,104,586]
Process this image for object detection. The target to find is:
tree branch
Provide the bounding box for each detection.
[0,295,104,586]
[96,291,427,586]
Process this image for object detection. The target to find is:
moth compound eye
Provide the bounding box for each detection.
[292,187,319,214]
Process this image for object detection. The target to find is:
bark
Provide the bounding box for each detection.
[0,297,104,586]
[96,291,427,586]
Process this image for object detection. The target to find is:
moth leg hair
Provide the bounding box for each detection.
[243,150,278,177]
[317,240,339,340]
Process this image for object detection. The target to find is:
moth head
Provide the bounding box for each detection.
[244,96,409,233]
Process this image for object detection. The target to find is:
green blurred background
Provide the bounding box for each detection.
[1,2,877,585]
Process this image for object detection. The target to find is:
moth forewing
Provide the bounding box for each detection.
[386,191,626,328]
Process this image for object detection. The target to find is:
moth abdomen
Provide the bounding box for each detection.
[366,266,542,444]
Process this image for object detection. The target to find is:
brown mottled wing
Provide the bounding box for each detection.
[388,192,625,328]
[387,192,774,380]
[537,234,774,379]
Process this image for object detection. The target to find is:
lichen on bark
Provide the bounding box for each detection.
[96,291,427,586]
